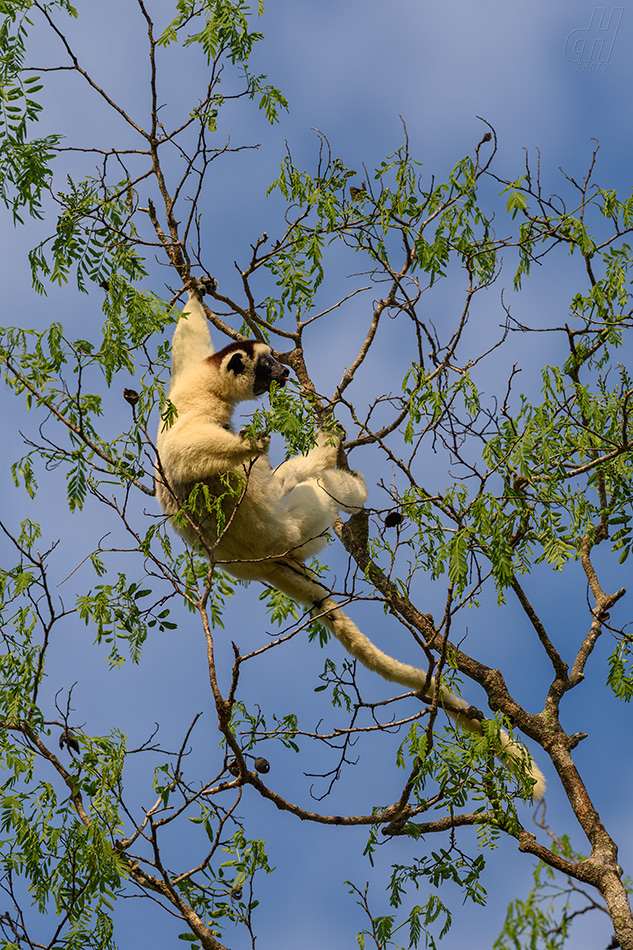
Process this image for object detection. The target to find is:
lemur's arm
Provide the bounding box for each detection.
[160,420,269,483]
[170,287,215,383]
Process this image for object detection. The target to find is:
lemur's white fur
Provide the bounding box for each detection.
[155,290,545,800]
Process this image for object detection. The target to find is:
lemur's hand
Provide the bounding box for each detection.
[317,422,346,448]
[239,428,271,456]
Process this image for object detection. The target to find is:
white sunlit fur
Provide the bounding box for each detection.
[155,289,545,800]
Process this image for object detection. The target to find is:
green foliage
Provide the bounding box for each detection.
[248,379,322,455]
[172,472,249,568]
[226,701,300,754]
[350,879,458,950]
[159,0,287,123]
[0,723,125,950]
[607,637,633,701]
[258,584,299,624]
[28,177,148,294]
[160,0,264,64]
[0,7,62,223]
[393,717,534,811]
[76,574,156,666]
[1,286,175,510]
[504,186,529,219]
[314,658,353,711]
[494,839,590,950]
[266,134,497,328]
[375,325,633,603]
[175,826,274,941]
[388,850,487,913]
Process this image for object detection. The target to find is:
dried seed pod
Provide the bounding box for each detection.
[253,757,270,774]
[227,758,240,777]
[384,511,404,528]
[123,389,140,407]
[59,728,80,754]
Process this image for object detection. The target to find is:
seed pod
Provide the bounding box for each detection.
[254,757,270,774]
[59,728,80,754]
[384,511,404,528]
[123,389,140,407]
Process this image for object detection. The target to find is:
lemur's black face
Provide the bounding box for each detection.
[253,351,290,396]
[211,341,290,398]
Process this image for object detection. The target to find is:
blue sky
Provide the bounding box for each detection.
[2,2,633,948]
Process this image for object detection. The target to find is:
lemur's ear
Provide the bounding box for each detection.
[226,352,246,376]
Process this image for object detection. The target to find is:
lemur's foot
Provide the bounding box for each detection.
[191,276,217,297]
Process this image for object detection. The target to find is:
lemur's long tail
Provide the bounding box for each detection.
[257,558,546,800]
